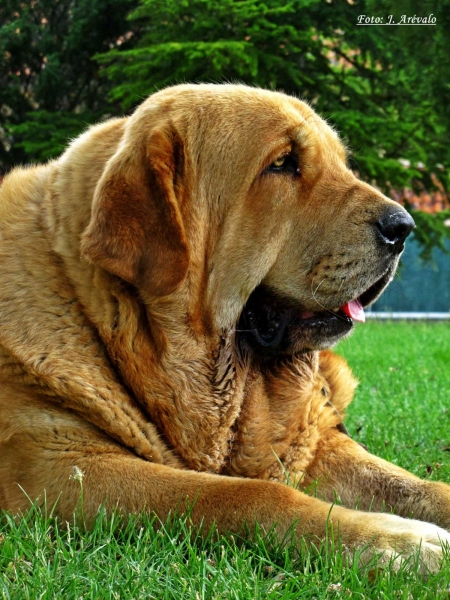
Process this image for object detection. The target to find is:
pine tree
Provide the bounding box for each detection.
[0,0,137,170]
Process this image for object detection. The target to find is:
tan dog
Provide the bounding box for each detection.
[1,84,449,571]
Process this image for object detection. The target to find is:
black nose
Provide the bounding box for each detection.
[376,208,415,246]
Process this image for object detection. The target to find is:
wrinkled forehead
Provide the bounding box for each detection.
[138,84,348,174]
[179,85,347,166]
[283,95,348,164]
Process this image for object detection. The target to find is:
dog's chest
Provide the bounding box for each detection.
[221,354,340,481]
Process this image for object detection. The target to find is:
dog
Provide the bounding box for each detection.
[1,84,449,571]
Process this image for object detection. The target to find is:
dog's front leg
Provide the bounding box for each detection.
[303,428,450,531]
[2,429,450,573]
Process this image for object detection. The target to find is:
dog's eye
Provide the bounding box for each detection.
[266,153,300,175]
[272,156,286,168]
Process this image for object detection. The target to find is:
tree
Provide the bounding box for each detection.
[0,0,137,171]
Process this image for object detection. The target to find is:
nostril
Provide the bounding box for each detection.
[376,210,415,245]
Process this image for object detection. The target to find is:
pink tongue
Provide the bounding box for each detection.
[341,299,365,323]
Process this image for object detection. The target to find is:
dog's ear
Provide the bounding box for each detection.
[81,127,189,297]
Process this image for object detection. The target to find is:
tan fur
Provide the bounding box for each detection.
[1,84,449,572]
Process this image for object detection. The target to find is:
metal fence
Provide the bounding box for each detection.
[368,239,450,316]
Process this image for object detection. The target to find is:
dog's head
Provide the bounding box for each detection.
[81,84,414,356]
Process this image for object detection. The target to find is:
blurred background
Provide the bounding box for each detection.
[1,0,449,315]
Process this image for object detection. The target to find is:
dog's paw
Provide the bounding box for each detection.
[337,510,450,573]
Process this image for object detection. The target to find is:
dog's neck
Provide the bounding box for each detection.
[104,284,251,472]
[42,156,247,471]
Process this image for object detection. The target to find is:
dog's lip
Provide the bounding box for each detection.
[291,307,350,322]
[358,267,394,308]
[290,308,354,330]
[283,268,394,324]
[319,265,395,318]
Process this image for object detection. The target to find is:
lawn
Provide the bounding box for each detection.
[1,322,449,599]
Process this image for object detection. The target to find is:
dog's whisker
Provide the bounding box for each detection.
[310,277,348,322]
[312,278,325,297]
[310,278,332,313]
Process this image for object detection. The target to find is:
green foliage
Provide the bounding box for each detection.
[0,0,138,167]
[97,0,322,108]
[11,111,103,162]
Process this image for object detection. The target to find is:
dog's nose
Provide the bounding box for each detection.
[376,208,415,246]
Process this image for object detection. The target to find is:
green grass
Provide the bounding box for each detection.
[1,322,450,599]
[339,322,450,484]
